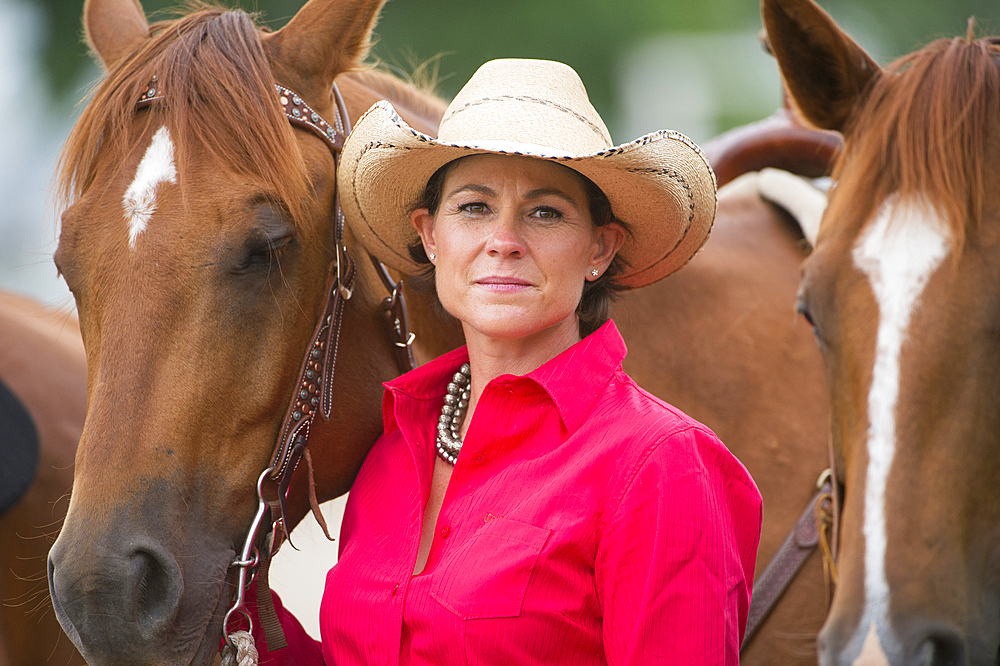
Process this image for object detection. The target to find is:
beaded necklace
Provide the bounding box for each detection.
[435,363,471,464]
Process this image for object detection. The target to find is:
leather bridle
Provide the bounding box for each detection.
[226,83,418,651]
[138,78,416,650]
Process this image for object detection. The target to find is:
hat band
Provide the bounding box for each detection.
[449,139,576,158]
[441,95,611,143]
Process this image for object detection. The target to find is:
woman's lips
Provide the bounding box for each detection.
[475,276,532,291]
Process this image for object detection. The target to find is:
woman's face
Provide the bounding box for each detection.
[411,154,624,343]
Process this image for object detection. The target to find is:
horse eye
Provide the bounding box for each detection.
[796,301,819,336]
[232,231,293,274]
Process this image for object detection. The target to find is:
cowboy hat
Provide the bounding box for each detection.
[337,58,716,288]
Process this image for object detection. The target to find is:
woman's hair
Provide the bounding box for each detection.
[407,157,631,338]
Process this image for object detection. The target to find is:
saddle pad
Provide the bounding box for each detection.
[0,376,39,516]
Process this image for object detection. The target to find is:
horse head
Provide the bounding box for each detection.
[764,0,1000,664]
[46,1,448,663]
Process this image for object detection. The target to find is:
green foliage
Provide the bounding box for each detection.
[25,0,1000,127]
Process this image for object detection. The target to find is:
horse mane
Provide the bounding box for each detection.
[57,5,311,221]
[346,68,448,126]
[827,33,1000,251]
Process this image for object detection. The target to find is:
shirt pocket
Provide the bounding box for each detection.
[430,517,551,620]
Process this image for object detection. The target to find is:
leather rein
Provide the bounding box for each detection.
[137,79,416,650]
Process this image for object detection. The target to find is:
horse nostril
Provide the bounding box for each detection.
[913,627,966,666]
[130,546,183,638]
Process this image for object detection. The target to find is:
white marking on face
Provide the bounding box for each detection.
[122,125,176,250]
[851,622,891,666]
[850,195,950,654]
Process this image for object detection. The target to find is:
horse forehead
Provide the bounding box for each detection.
[122,125,177,250]
[841,195,951,656]
[851,195,951,290]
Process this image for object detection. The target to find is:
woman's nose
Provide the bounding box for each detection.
[485,210,525,258]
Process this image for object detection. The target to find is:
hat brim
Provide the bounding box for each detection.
[338,100,717,288]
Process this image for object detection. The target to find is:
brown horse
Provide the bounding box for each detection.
[765,0,1000,663]
[46,1,452,664]
[0,291,86,666]
[47,0,832,663]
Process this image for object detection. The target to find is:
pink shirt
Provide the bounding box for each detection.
[243,320,761,665]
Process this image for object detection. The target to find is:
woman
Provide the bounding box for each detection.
[238,58,761,665]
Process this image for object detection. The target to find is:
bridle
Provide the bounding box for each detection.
[229,83,419,651]
[138,79,417,651]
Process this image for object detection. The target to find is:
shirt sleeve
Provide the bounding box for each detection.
[226,580,326,666]
[595,425,763,665]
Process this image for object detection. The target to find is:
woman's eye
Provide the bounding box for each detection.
[459,202,489,215]
[532,206,562,220]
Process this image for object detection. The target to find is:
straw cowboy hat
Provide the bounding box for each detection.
[337,58,717,288]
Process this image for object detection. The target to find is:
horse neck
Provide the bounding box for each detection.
[336,69,447,137]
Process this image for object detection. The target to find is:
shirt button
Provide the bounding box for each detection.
[439,525,451,539]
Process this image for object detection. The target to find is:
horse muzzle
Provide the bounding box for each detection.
[48,515,232,666]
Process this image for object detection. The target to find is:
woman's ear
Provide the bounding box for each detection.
[588,223,626,278]
[410,208,436,263]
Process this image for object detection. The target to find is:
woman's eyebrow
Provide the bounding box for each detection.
[524,188,581,210]
[445,184,495,199]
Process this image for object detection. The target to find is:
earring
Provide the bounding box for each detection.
[591,269,599,277]
[429,252,436,261]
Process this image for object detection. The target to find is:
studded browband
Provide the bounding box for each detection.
[136,77,417,650]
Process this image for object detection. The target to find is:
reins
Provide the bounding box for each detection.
[740,462,840,651]
[138,78,417,661]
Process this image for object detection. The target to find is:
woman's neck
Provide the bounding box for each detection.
[458,317,581,438]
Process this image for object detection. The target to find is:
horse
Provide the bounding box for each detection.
[0,291,86,666]
[46,0,834,663]
[764,0,1000,663]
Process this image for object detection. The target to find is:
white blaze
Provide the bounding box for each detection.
[850,195,950,656]
[122,125,176,249]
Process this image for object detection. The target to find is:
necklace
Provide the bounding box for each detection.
[436,363,471,465]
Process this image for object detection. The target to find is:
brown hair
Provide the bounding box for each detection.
[57,6,310,222]
[825,34,1000,254]
[407,157,630,338]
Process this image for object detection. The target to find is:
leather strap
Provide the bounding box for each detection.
[741,476,834,651]
[236,81,417,652]
[369,254,417,372]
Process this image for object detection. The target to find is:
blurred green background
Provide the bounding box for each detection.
[1,0,998,306]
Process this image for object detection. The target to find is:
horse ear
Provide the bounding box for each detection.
[84,0,150,70]
[262,0,387,97]
[761,0,881,132]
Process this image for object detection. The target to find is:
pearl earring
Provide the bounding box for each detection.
[591,269,599,277]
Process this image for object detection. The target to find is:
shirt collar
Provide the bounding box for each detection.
[384,319,627,434]
[524,319,626,433]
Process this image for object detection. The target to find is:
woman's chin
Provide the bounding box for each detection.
[462,310,579,345]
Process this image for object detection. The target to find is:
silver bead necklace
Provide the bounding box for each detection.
[436,363,471,465]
